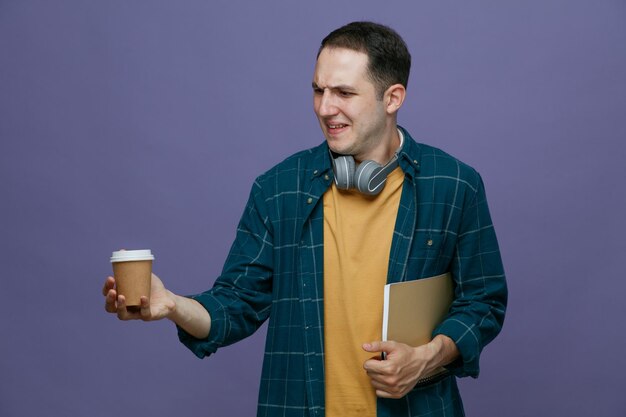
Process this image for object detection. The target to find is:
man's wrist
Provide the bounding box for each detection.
[430,334,459,368]
[168,293,211,339]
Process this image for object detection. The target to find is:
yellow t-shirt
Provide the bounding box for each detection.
[323,166,404,417]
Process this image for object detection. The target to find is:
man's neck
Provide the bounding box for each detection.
[356,124,401,165]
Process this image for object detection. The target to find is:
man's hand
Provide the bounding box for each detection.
[103,273,212,339]
[103,273,176,321]
[362,335,459,399]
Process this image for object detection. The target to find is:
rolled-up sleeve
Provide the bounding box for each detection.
[177,179,274,358]
[433,174,507,378]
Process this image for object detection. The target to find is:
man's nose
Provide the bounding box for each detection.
[317,91,338,117]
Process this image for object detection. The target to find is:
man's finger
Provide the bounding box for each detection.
[370,379,404,399]
[363,357,389,375]
[102,276,115,296]
[376,389,390,398]
[116,295,134,320]
[116,295,127,320]
[363,341,381,352]
[375,389,400,399]
[104,289,118,313]
[370,378,395,398]
[363,341,396,354]
[139,296,151,320]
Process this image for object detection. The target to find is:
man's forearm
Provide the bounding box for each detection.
[168,292,212,339]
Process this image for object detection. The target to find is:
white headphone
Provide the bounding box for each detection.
[330,129,404,196]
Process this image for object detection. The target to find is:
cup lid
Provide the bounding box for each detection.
[110,249,154,263]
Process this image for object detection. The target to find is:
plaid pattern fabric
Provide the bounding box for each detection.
[178,127,507,417]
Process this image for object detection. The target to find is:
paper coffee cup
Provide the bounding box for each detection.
[110,249,154,306]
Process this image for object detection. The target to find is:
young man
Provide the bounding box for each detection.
[104,21,507,417]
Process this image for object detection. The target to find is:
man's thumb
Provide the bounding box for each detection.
[363,341,389,352]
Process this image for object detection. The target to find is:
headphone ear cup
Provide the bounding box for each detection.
[354,160,384,195]
[332,155,356,190]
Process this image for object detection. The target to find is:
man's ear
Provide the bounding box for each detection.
[383,84,406,115]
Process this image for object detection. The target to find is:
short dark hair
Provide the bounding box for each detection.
[318,21,411,99]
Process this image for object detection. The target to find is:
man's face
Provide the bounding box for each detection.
[313,47,388,162]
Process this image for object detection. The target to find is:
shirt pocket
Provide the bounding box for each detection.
[406,231,450,279]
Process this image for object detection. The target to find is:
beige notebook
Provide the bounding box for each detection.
[382,272,453,381]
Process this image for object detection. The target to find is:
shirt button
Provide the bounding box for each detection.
[307,197,313,204]
[313,170,318,175]
[413,159,418,164]
[324,174,330,180]
[427,239,433,246]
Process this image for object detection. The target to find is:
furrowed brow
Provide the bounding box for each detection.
[311,82,357,92]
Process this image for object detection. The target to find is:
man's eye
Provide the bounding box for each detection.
[339,91,354,97]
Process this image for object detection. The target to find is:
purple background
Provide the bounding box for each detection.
[1,1,625,416]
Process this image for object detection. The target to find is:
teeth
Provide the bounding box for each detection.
[329,124,346,129]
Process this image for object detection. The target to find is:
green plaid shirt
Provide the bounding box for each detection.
[178,127,507,417]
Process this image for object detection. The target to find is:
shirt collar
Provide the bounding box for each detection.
[396,125,422,178]
[309,124,423,181]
